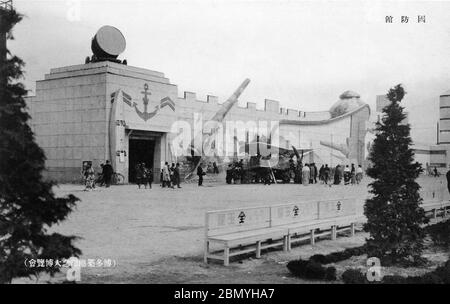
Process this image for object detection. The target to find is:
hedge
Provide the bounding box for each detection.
[287,260,337,281]
[342,259,450,284]
[309,245,367,264]
[426,219,450,248]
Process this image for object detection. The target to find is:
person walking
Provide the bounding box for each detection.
[173,163,181,188]
[238,159,245,183]
[163,162,172,188]
[309,163,315,184]
[351,164,356,185]
[356,165,363,184]
[319,165,324,183]
[334,164,341,185]
[263,167,272,185]
[135,163,144,189]
[102,160,114,188]
[170,163,176,187]
[295,162,303,184]
[197,163,206,186]
[226,164,233,184]
[323,164,330,185]
[96,163,105,187]
[344,165,351,185]
[312,163,318,184]
[83,163,95,191]
[213,162,219,174]
[433,167,439,177]
[302,163,310,186]
[141,163,152,189]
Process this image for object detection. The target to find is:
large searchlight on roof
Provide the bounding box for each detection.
[85,25,127,65]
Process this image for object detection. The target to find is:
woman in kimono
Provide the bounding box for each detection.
[302,163,310,186]
[84,163,95,191]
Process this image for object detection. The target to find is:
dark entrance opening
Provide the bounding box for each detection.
[128,139,155,183]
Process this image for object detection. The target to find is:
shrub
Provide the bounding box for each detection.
[426,219,450,248]
[342,259,450,284]
[309,254,327,264]
[382,275,407,284]
[309,245,367,264]
[324,266,337,281]
[304,260,327,279]
[341,269,367,284]
[433,260,450,284]
[287,260,337,281]
[417,273,444,284]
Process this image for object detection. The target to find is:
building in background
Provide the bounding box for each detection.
[24,26,372,183]
[25,61,371,183]
[373,93,449,175]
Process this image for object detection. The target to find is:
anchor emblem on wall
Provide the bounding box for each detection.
[238,211,246,224]
[131,83,175,122]
[293,205,299,216]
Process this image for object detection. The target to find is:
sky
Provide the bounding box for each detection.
[8,0,450,145]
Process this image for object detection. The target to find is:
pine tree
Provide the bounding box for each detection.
[364,84,428,264]
[0,8,80,283]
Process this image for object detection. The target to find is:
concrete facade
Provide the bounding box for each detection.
[26,61,371,183]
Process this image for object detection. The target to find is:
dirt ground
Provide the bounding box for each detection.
[12,176,449,284]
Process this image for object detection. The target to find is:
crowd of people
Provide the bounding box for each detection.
[81,160,209,190]
[224,158,365,186]
[159,162,182,189]
[81,159,364,191]
[226,160,245,184]
[294,162,364,186]
[272,160,365,186]
[135,163,153,189]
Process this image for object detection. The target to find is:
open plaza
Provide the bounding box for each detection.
[12,175,446,284]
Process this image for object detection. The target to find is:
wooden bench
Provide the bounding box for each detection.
[420,185,450,218]
[204,198,364,266]
[204,185,450,266]
[204,206,289,266]
[423,200,450,218]
[270,198,361,250]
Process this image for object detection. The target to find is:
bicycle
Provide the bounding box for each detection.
[91,172,125,186]
[111,172,125,185]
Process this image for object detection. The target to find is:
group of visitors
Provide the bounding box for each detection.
[334,164,363,185]
[83,158,364,190]
[226,159,245,184]
[159,162,182,189]
[288,162,320,185]
[135,163,153,189]
[298,163,319,185]
[289,161,363,186]
[82,160,114,191]
[206,162,220,174]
